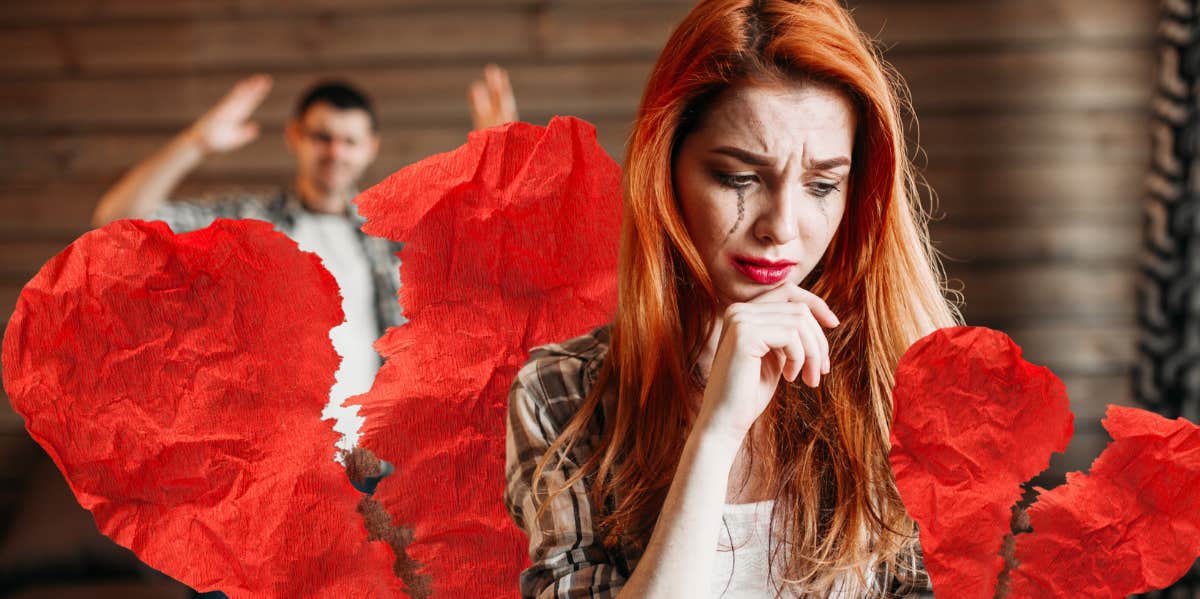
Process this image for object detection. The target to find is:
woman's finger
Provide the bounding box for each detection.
[768,347,791,382]
[743,300,831,376]
[814,312,830,374]
[794,316,823,387]
[747,284,839,328]
[780,331,806,383]
[750,317,811,385]
[753,307,830,379]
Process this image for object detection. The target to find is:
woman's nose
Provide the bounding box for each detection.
[752,184,800,245]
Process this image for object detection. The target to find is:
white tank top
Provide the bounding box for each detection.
[711,501,872,598]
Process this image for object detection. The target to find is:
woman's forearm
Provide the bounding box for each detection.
[618,423,742,598]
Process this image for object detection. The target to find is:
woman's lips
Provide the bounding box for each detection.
[731,256,796,284]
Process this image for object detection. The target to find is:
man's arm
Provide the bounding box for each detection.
[92,74,272,227]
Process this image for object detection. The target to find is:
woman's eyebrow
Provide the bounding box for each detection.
[710,146,772,166]
[710,146,851,172]
[808,156,851,171]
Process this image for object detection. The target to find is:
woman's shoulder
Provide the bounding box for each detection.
[527,324,612,363]
[516,325,611,397]
[510,324,612,433]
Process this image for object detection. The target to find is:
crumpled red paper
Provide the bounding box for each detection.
[1,220,403,599]
[2,117,621,597]
[889,326,1074,599]
[892,326,1200,598]
[1009,405,1200,598]
[352,116,622,597]
[4,117,1197,599]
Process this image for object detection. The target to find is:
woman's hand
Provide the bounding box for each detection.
[696,284,839,440]
[617,288,836,598]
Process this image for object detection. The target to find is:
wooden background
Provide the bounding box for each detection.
[0,0,1156,566]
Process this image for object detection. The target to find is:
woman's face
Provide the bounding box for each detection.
[673,82,855,306]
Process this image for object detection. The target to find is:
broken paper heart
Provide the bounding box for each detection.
[0,219,404,598]
[351,115,621,597]
[1,116,621,598]
[5,116,1198,598]
[890,326,1200,599]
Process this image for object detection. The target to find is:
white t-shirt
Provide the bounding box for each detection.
[290,212,382,451]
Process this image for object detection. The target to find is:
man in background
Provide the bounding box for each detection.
[92,65,518,449]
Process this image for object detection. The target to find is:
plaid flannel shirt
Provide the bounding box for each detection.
[505,326,934,598]
[149,187,405,332]
[505,325,635,598]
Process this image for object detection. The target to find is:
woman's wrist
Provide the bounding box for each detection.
[622,415,740,598]
[689,412,747,459]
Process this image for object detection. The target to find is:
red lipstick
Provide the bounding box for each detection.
[732,255,797,285]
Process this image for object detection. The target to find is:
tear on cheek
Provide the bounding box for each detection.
[724,188,747,239]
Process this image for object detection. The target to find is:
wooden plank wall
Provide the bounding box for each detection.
[0,0,1156,530]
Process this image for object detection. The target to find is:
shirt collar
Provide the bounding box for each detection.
[268,187,363,226]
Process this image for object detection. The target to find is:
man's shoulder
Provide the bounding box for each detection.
[181,187,287,214]
[149,187,289,232]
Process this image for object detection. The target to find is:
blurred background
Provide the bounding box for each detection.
[0,0,1193,597]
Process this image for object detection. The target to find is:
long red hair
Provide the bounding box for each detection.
[535,0,960,594]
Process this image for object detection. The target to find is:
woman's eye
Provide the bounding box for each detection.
[810,181,841,198]
[716,173,756,189]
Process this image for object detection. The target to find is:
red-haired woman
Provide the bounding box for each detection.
[505,0,959,596]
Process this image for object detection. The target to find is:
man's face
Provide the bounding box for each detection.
[286,102,379,201]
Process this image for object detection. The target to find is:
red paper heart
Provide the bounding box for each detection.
[1009,405,1200,597]
[891,326,1200,598]
[1,220,403,598]
[890,326,1074,599]
[2,117,622,599]
[352,116,622,598]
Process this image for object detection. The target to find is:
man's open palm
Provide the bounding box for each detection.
[190,74,272,154]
